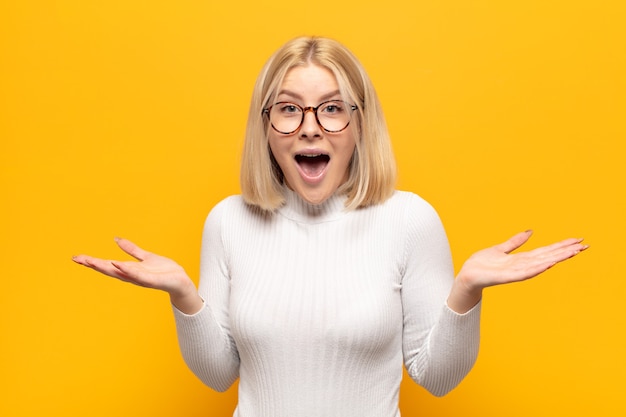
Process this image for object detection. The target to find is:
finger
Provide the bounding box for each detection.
[543,240,588,263]
[515,241,588,280]
[520,253,578,280]
[526,237,586,258]
[72,254,107,270]
[114,237,151,261]
[110,261,150,286]
[110,261,145,281]
[72,255,127,279]
[519,259,559,281]
[494,230,533,254]
[71,254,90,266]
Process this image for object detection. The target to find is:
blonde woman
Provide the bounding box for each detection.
[73,37,587,417]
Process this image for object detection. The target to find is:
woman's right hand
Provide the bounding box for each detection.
[72,237,203,314]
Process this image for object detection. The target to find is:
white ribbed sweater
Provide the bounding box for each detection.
[173,189,481,417]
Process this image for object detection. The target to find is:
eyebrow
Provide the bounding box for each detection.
[277,89,342,103]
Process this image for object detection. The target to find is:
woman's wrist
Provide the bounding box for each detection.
[447,274,483,314]
[169,280,203,314]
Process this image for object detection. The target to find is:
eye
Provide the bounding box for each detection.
[277,103,302,115]
[320,101,345,115]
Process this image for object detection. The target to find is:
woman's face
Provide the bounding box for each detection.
[268,64,357,205]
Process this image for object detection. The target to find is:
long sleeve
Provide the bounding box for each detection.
[400,193,481,396]
[172,198,240,392]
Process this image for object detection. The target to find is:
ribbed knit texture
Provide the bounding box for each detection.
[173,189,481,417]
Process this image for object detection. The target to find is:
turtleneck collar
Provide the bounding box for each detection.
[277,187,348,224]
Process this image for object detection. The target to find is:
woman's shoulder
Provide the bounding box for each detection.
[358,191,448,259]
[386,190,438,213]
[206,194,272,224]
[207,195,250,217]
[379,190,444,230]
[212,194,246,210]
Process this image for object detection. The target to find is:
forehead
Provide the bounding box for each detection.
[278,64,340,100]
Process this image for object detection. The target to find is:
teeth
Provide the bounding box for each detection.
[298,154,323,157]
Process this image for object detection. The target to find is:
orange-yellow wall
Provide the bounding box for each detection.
[1,1,624,416]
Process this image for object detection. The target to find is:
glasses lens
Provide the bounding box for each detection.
[269,102,303,134]
[317,101,351,132]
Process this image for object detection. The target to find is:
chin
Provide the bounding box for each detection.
[294,186,335,206]
[300,192,331,205]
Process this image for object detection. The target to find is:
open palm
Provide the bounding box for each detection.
[72,237,191,295]
[458,230,587,290]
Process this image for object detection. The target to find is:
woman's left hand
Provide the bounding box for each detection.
[447,230,588,313]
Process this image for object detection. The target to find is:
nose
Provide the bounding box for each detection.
[298,108,322,140]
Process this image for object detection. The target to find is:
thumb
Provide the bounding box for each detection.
[115,237,150,261]
[495,230,533,254]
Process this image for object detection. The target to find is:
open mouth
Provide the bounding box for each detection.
[295,153,330,179]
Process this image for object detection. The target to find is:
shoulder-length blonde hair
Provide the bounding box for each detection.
[240,36,396,211]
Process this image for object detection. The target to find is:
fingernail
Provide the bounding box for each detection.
[114,236,121,242]
[525,229,533,234]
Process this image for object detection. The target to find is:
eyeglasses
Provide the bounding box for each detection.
[263,100,358,134]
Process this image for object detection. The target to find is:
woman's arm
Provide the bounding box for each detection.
[400,195,480,396]
[400,194,588,397]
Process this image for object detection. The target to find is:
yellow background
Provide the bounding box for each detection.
[1,1,624,416]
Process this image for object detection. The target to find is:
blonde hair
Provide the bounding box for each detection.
[240,36,396,211]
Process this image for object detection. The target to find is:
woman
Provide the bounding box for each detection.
[73,37,587,417]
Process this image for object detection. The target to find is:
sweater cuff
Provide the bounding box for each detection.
[445,298,482,317]
[172,298,207,318]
